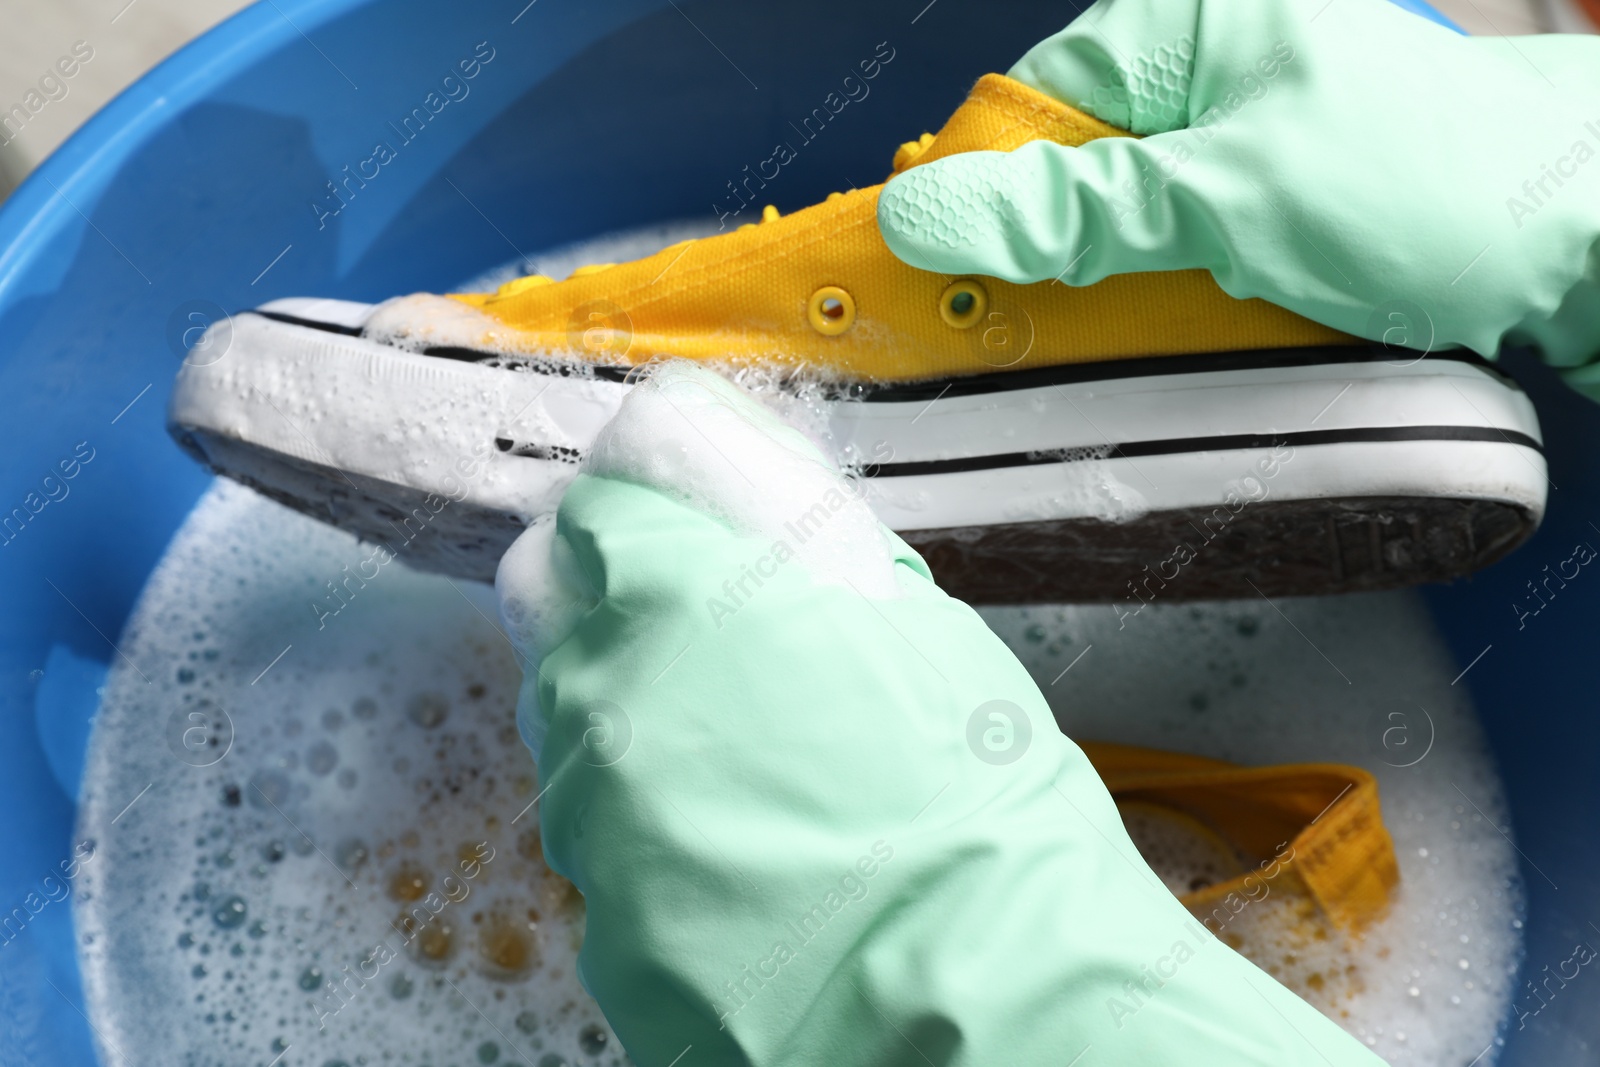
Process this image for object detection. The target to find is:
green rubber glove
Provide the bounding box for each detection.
[496,362,1384,1066]
[878,0,1600,398]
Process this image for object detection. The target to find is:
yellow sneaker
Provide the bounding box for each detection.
[169,74,1545,598]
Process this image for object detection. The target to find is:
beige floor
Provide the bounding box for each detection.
[0,0,253,198]
[1441,0,1549,33]
[0,0,1582,203]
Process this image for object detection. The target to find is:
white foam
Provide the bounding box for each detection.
[495,512,597,759]
[364,291,555,360]
[80,480,1522,1067]
[496,512,597,669]
[367,219,725,366]
[585,361,900,598]
[75,483,620,1067]
[173,307,610,530]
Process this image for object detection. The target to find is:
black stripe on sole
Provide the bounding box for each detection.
[242,310,1510,399]
[863,425,1544,479]
[178,427,1542,599]
[253,309,365,336]
[841,346,1505,402]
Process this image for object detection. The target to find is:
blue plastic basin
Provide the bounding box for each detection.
[1,1,1592,1063]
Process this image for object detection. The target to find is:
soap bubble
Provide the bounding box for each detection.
[246,770,290,809]
[406,692,450,729]
[307,740,339,776]
[335,838,369,873]
[211,895,247,929]
[577,1022,608,1055]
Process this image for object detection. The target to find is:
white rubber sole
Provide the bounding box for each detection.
[168,298,1548,599]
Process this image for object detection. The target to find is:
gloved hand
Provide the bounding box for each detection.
[878,0,1600,398]
[496,362,1383,1066]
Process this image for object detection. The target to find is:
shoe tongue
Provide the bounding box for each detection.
[889,73,1131,177]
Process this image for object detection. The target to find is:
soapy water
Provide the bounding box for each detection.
[988,598,1523,1065]
[77,486,1523,1067]
[76,482,614,1067]
[76,224,1522,1066]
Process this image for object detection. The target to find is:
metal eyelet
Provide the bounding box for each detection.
[808,286,855,336]
[939,279,988,329]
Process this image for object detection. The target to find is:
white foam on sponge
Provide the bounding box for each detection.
[497,512,597,665]
[585,360,901,599]
[495,361,902,760]
[496,512,597,759]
